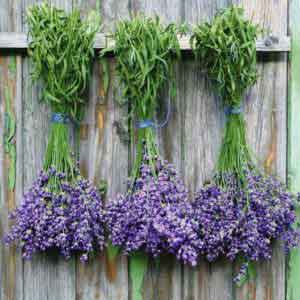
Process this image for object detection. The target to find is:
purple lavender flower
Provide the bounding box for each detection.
[192,170,300,265]
[105,156,201,266]
[5,168,105,262]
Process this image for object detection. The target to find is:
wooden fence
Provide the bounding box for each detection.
[0,0,299,299]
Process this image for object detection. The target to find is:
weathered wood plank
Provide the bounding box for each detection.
[75,1,130,299]
[22,1,76,300]
[232,1,288,300]
[0,32,291,52]
[76,59,129,300]
[0,55,22,300]
[287,0,300,299]
[0,1,23,300]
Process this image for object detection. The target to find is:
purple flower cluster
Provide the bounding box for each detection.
[105,157,201,266]
[5,168,105,262]
[192,170,300,264]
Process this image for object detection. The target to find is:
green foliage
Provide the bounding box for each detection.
[103,15,180,180]
[130,252,148,300]
[216,114,252,186]
[192,6,260,186]
[27,3,99,121]
[191,6,259,107]
[98,179,108,198]
[27,3,101,191]
[44,123,75,189]
[104,15,180,118]
[106,240,120,262]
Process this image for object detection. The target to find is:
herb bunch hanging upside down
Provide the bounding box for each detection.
[191,5,300,282]
[103,16,200,265]
[5,3,106,262]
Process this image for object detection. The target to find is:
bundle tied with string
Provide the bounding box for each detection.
[103,16,201,266]
[5,4,105,262]
[191,6,300,284]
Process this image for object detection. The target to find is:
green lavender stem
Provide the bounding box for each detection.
[217,113,252,187]
[44,122,75,191]
[131,127,159,184]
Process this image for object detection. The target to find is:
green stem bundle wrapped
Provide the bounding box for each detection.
[191,6,259,187]
[217,113,253,187]
[103,15,181,182]
[27,3,100,185]
[43,119,75,190]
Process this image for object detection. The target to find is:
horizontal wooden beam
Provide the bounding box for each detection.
[0,32,291,52]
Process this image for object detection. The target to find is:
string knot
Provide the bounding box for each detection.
[224,106,242,115]
[136,119,155,129]
[51,113,70,124]
[136,97,172,129]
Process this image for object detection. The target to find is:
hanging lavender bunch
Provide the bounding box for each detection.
[193,172,299,263]
[105,155,200,266]
[103,16,200,265]
[5,168,105,262]
[191,6,300,282]
[5,4,105,262]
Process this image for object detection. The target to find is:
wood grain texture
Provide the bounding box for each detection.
[0,55,22,300]
[74,1,129,299]
[22,1,76,300]
[0,1,23,300]
[76,48,130,300]
[287,0,300,299]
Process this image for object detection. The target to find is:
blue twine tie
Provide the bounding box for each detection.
[136,119,155,128]
[136,97,172,129]
[224,106,242,115]
[51,113,70,124]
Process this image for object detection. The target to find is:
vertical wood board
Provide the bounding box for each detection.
[287,0,300,300]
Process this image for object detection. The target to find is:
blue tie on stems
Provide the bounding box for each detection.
[51,113,70,124]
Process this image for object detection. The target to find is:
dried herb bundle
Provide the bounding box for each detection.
[191,6,300,283]
[5,3,105,261]
[103,15,181,181]
[192,6,258,185]
[28,3,99,120]
[104,16,200,266]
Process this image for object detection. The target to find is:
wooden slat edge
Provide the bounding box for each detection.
[287,0,300,300]
[0,32,291,52]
